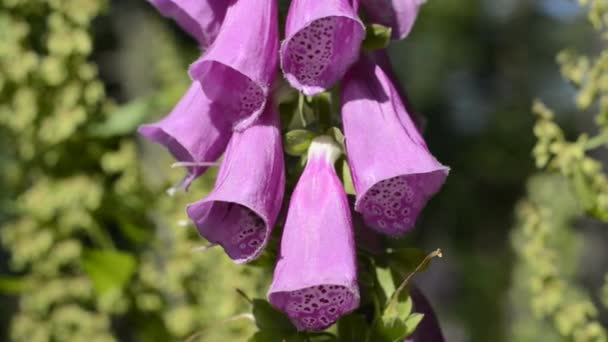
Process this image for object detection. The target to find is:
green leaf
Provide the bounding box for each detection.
[81,249,136,295]
[337,314,368,342]
[404,313,425,337]
[384,296,413,321]
[297,93,316,127]
[362,24,393,51]
[0,276,27,294]
[88,98,154,137]
[326,127,345,152]
[252,299,296,333]
[341,159,356,195]
[376,267,396,298]
[373,298,416,342]
[372,317,409,342]
[284,129,317,157]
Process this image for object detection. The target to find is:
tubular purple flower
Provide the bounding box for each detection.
[281,0,365,96]
[407,285,445,342]
[189,0,279,131]
[147,0,229,47]
[268,136,359,331]
[186,103,285,263]
[360,0,426,40]
[341,54,448,236]
[138,82,231,190]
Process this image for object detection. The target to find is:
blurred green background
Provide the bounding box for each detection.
[1,0,607,341]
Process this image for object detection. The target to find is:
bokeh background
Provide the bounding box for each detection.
[1,0,607,341]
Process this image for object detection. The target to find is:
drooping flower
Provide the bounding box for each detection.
[189,0,279,131]
[341,53,448,236]
[281,0,365,96]
[360,0,426,40]
[186,103,285,263]
[147,0,229,47]
[138,82,231,190]
[268,136,359,331]
[406,285,445,342]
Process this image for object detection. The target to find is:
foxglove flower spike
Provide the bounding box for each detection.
[189,0,279,130]
[269,136,360,331]
[186,103,285,263]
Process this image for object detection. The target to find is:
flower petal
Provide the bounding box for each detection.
[186,103,285,263]
[360,0,426,40]
[409,285,446,342]
[148,0,229,47]
[281,0,365,95]
[341,54,448,236]
[138,82,231,189]
[269,136,360,331]
[189,0,279,130]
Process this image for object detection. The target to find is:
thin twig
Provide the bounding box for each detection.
[385,249,443,311]
[235,288,253,305]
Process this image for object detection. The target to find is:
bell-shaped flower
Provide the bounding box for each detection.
[148,0,229,47]
[281,0,365,96]
[341,54,448,236]
[189,0,279,130]
[406,285,445,342]
[186,103,285,263]
[268,136,359,331]
[360,0,426,40]
[138,82,231,190]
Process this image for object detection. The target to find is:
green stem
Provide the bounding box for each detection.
[385,249,443,312]
[585,132,608,150]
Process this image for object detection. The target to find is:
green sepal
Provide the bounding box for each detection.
[362,24,393,51]
[284,129,318,157]
[252,299,296,333]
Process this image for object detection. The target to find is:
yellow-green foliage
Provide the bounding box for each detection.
[0,1,266,341]
[510,1,608,341]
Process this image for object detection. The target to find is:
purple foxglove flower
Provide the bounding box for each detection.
[186,103,285,263]
[189,0,279,131]
[138,82,231,190]
[407,285,445,342]
[341,54,448,236]
[148,0,229,47]
[360,0,426,40]
[281,0,365,96]
[268,136,359,331]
